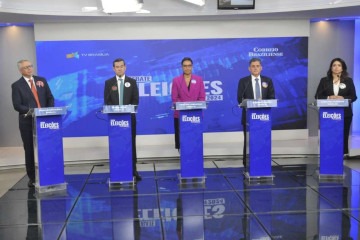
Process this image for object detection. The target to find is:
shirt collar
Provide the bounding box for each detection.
[23,76,33,82]
[251,75,261,81]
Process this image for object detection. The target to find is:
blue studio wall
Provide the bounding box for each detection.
[36,37,308,137]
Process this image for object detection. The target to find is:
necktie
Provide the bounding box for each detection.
[118,78,124,105]
[255,78,261,100]
[29,79,41,108]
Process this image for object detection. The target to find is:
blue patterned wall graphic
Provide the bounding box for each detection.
[36,37,308,137]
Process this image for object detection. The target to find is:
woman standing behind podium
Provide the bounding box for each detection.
[171,57,205,151]
[315,57,357,158]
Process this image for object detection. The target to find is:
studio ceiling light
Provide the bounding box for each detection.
[81,6,99,12]
[183,0,205,6]
[101,0,143,13]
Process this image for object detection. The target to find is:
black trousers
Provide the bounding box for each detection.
[20,128,35,181]
[174,118,180,150]
[242,123,247,167]
[131,114,138,174]
[344,116,352,155]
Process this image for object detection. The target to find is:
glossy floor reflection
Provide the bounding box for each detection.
[1,157,360,239]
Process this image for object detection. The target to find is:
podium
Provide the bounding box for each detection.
[103,105,137,186]
[240,99,277,180]
[175,101,207,183]
[315,99,349,179]
[33,107,67,193]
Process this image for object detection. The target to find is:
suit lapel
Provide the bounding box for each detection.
[260,79,266,98]
[328,78,335,95]
[21,77,37,103]
[111,77,119,104]
[247,77,254,99]
[181,76,191,98]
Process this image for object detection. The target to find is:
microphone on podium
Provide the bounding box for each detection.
[24,108,34,118]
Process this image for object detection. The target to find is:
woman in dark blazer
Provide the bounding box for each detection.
[315,57,357,157]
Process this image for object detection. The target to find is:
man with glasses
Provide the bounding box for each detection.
[11,60,54,187]
[171,57,206,151]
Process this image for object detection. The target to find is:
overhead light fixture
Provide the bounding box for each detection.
[81,6,99,12]
[183,0,205,6]
[101,0,143,13]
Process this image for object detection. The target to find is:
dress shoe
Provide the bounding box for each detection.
[28,179,35,188]
[134,173,142,181]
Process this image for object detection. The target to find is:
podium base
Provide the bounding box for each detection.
[177,174,206,185]
[243,172,274,183]
[108,177,135,189]
[35,182,67,194]
[316,171,344,181]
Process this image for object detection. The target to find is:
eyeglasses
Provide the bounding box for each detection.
[182,64,193,68]
[21,65,33,70]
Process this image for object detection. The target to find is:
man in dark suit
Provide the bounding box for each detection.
[11,59,54,187]
[237,58,275,167]
[103,58,141,181]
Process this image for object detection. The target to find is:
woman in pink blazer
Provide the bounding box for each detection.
[171,57,206,150]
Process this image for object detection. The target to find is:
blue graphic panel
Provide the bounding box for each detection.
[36,38,308,137]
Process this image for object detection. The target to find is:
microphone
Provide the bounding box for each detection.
[24,108,34,118]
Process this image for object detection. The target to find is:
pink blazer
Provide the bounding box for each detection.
[171,74,206,118]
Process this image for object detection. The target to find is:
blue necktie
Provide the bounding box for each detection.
[255,78,261,100]
[118,78,124,105]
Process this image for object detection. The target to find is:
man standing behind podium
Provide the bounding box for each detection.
[104,58,141,181]
[11,60,54,188]
[237,58,275,167]
[171,57,206,151]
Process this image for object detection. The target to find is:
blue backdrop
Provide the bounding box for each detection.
[36,37,308,137]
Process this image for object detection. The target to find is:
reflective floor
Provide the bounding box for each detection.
[1,157,360,239]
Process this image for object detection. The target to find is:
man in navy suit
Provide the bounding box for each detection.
[237,58,275,167]
[11,60,54,187]
[103,58,141,181]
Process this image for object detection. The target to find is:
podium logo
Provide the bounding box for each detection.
[110,119,129,128]
[182,115,201,123]
[251,113,270,121]
[40,122,60,129]
[322,112,342,120]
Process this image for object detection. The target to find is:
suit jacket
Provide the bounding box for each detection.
[237,75,275,124]
[315,76,357,117]
[171,74,206,118]
[12,76,54,130]
[104,76,139,106]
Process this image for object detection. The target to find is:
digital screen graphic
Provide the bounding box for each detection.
[36,37,308,137]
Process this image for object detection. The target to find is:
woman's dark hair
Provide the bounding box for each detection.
[326,57,349,80]
[181,57,193,65]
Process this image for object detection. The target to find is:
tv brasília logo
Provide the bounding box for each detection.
[66,52,80,59]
